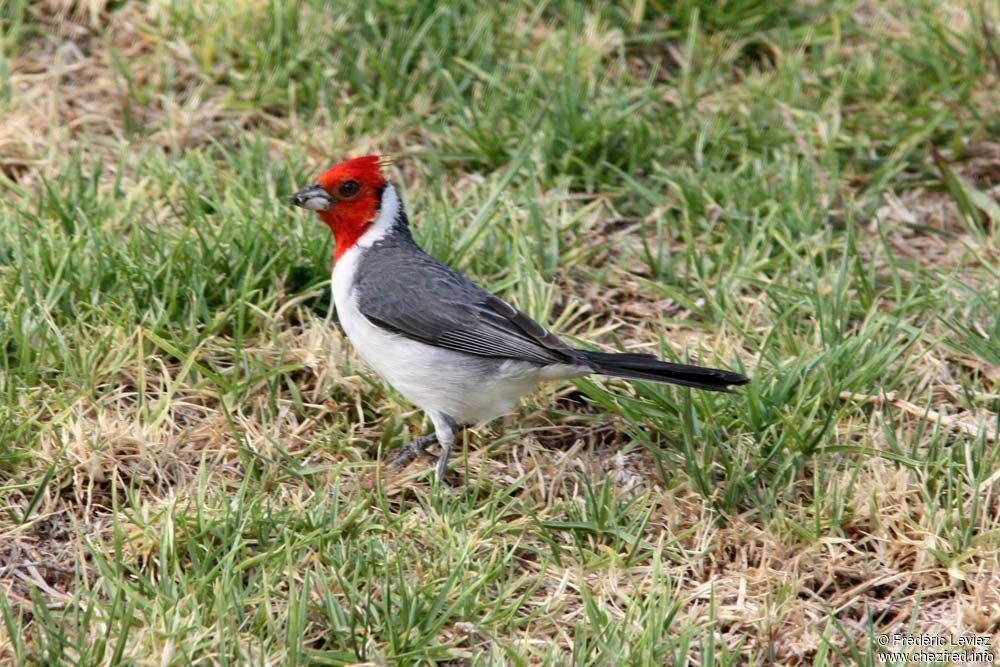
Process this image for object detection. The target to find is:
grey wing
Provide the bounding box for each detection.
[355,247,576,366]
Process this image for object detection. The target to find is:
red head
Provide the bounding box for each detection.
[289,155,389,262]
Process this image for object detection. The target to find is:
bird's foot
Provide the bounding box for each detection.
[385,433,438,471]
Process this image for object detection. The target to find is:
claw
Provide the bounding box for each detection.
[385,434,438,471]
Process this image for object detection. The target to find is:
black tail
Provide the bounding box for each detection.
[578,351,749,392]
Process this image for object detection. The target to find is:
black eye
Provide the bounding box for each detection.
[338,180,361,198]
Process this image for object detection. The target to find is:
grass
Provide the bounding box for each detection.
[1,0,999,663]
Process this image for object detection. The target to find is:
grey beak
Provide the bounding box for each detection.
[289,184,336,212]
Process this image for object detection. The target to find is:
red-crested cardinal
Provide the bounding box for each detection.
[290,156,749,481]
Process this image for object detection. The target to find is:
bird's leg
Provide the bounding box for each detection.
[386,433,438,471]
[436,433,453,482]
[430,413,462,482]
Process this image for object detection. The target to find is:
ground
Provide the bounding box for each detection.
[1,0,999,664]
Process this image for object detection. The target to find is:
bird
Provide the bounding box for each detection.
[289,155,749,482]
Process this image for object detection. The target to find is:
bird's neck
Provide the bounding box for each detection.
[325,217,371,264]
[324,183,410,264]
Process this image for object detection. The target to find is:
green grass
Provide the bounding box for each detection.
[1,0,999,664]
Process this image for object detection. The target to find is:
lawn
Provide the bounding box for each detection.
[1,0,999,664]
